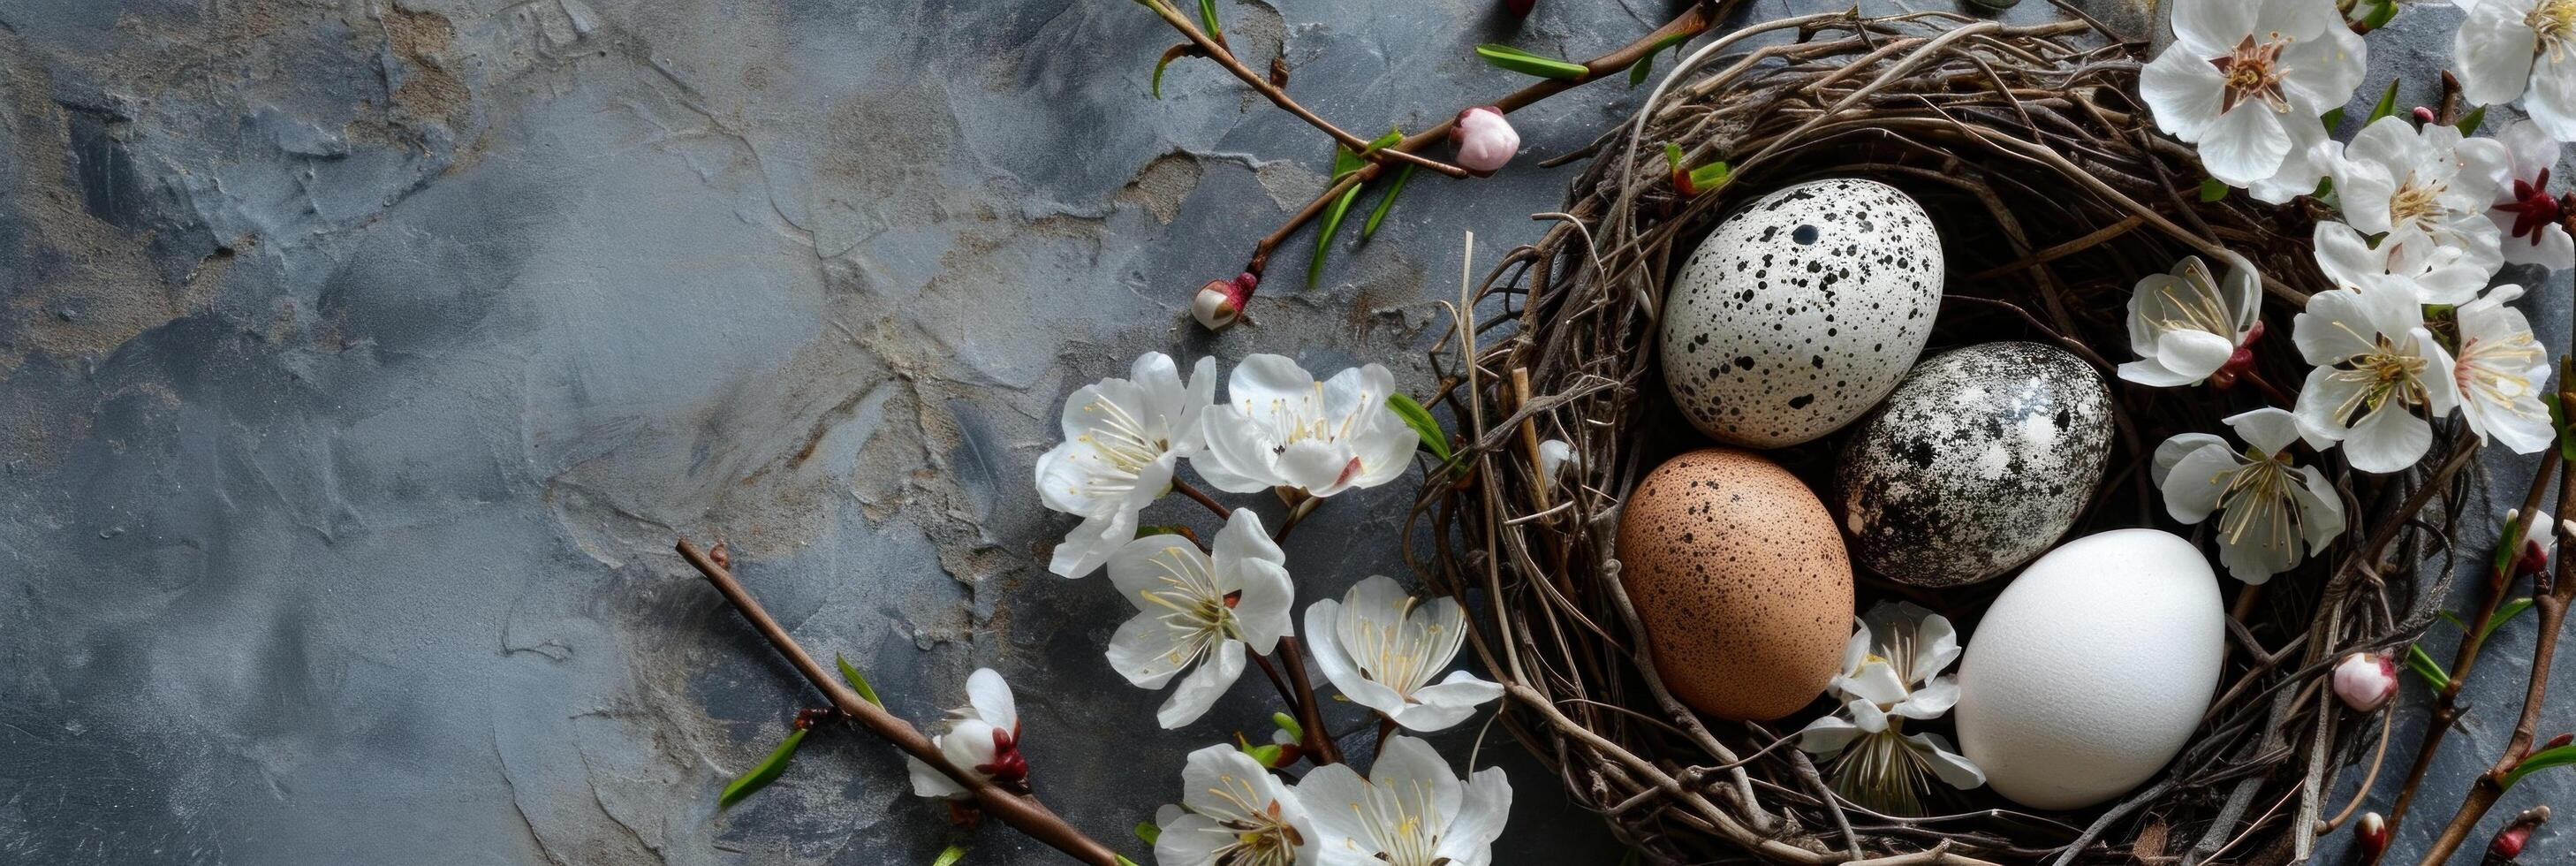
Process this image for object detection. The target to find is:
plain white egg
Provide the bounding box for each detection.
[1952,528,2225,810]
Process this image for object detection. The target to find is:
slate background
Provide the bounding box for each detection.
[0,0,2568,863]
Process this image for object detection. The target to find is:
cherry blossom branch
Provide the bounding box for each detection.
[2411,376,2576,864]
[674,539,1125,866]
[1170,476,1231,520]
[1239,0,1734,277]
[2380,448,2561,835]
[1139,0,1467,179]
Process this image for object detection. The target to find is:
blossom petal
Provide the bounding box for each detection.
[2292,465,2347,552]
[2528,48,2576,144]
[2292,366,2362,443]
[1292,764,1375,856]
[1907,733,1987,789]
[1194,409,1281,493]
[2225,406,2309,456]
[1842,663,1909,709]
[1153,812,1231,866]
[2454,4,2539,105]
[1166,355,1218,455]
[2342,400,2433,474]
[2200,103,2292,186]
[1369,736,1466,823]
[1109,612,1198,689]
[1277,439,1359,497]
[1211,506,1284,568]
[1913,609,1960,681]
[2154,328,2238,383]
[1345,412,1421,490]
[1228,353,1317,415]
[1307,597,1410,718]
[1893,675,1959,719]
[2278,23,2366,113]
[2140,47,2228,141]
[2312,221,2383,291]
[2171,0,2254,52]
[2292,288,2382,365]
[1049,507,1131,579]
[2153,433,2230,489]
[966,668,1017,732]
[1798,713,1864,755]
[1230,558,1296,652]
[1156,639,1246,728]
[908,755,967,799]
[2159,440,2241,524]
[1394,672,1504,733]
[1435,767,1514,866]
[1109,535,1211,612]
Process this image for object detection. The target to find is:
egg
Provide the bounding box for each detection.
[1833,341,2111,588]
[1659,178,1943,447]
[1953,529,2224,810]
[1615,448,1852,721]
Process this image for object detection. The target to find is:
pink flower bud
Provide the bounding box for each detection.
[1450,106,1519,176]
[2413,106,2438,126]
[2356,811,2388,859]
[2489,805,2549,860]
[1193,272,1257,331]
[2335,651,2398,712]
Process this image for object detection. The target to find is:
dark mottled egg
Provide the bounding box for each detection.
[1659,179,1943,447]
[1834,342,2113,588]
[1617,448,1852,721]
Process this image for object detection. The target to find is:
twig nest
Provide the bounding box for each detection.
[1659,179,1943,448]
[1833,342,2114,587]
[1615,448,1852,721]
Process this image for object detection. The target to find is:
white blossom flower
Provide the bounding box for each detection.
[2118,252,2264,387]
[1107,508,1296,728]
[2451,285,2555,453]
[1304,575,1502,733]
[2330,117,2512,280]
[2140,0,2365,192]
[1797,602,1982,816]
[906,668,1026,799]
[1536,438,1573,480]
[2451,0,2576,142]
[1154,744,1316,866]
[2152,408,2345,584]
[2489,120,2575,270]
[2313,220,2489,305]
[1297,735,1512,866]
[1197,354,1417,498]
[1039,353,1217,578]
[2291,281,2459,473]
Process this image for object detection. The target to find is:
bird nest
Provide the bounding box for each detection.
[1406,10,2481,864]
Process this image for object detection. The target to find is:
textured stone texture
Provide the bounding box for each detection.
[0,0,2566,863]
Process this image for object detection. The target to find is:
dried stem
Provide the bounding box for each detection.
[1138,0,1466,179]
[673,539,1123,865]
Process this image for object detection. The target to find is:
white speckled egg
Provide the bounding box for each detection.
[1833,341,2111,588]
[1954,529,2225,810]
[1659,179,1943,447]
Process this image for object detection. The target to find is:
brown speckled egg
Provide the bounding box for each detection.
[1616,448,1852,721]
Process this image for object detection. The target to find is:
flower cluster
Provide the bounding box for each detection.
[2130,3,2568,582]
[1152,735,1512,866]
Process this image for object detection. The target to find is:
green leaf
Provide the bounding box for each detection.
[835,654,885,708]
[1118,857,1146,866]
[1475,43,1587,80]
[2487,597,2538,642]
[932,843,969,866]
[1333,127,1403,179]
[1386,393,1451,464]
[2366,79,2402,124]
[1628,31,1690,87]
[2199,178,2229,201]
[2321,106,2345,130]
[2406,643,2452,690]
[2493,513,2534,576]
[1360,163,1417,240]
[718,727,809,809]
[2360,0,2398,29]
[1197,0,1222,41]
[1308,184,1363,287]
[1272,710,1304,740]
[1241,742,1284,766]
[2440,610,2469,632]
[2459,104,2489,136]
[2504,744,2576,790]
[2550,391,2576,463]
[1135,821,1162,845]
[1686,159,1731,194]
[1151,44,1192,100]
[1664,141,1686,171]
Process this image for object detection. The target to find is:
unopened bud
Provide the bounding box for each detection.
[1193,272,1258,331]
[1504,0,1534,17]
[2356,811,2389,860]
[2489,805,2549,861]
[1451,106,1520,176]
[2413,106,2439,126]
[2334,651,2398,712]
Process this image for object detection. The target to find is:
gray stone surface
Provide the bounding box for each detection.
[0,0,2567,863]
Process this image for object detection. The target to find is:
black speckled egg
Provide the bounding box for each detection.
[1834,341,2113,588]
[1659,179,1943,447]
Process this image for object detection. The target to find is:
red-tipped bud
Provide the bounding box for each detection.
[2527,733,2574,762]
[2356,811,2389,860]
[2335,651,2399,712]
[976,727,1030,790]
[1504,0,1534,17]
[2413,106,2439,126]
[1451,106,1519,176]
[2489,805,2549,861]
[1193,272,1258,331]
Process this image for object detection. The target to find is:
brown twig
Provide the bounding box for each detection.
[1240,0,1735,276]
[1170,475,1231,520]
[1275,635,1344,764]
[673,539,1125,865]
[1138,0,1467,179]
[2381,449,2562,833]
[2411,372,2576,865]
